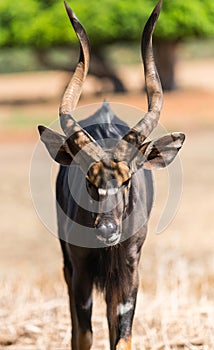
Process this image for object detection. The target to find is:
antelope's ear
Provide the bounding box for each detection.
[138,132,185,170]
[38,125,73,166]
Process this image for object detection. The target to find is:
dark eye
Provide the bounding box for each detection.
[86,179,99,200]
[86,179,96,190]
[87,180,92,189]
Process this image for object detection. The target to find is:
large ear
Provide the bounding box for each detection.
[137,132,185,170]
[38,125,74,166]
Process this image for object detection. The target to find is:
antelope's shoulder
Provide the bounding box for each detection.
[79,103,129,142]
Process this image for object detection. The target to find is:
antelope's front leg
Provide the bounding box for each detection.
[106,269,139,350]
[71,260,94,350]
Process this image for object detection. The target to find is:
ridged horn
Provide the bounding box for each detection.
[59,2,106,165]
[59,1,89,117]
[114,0,163,163]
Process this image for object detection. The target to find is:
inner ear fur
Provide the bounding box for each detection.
[136,132,185,170]
[38,125,74,166]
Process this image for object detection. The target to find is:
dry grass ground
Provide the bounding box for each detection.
[0,62,214,349]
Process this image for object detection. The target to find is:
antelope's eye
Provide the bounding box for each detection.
[86,179,99,200]
[86,179,97,191]
[86,180,92,189]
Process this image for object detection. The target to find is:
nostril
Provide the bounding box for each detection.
[96,221,117,237]
[108,222,116,231]
[96,221,120,246]
[96,223,107,237]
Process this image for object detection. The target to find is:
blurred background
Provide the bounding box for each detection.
[0,0,214,348]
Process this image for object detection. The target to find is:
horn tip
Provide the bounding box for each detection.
[64,1,78,22]
[64,1,69,12]
[151,0,162,21]
[155,0,163,14]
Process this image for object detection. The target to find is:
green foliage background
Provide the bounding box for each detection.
[0,0,214,49]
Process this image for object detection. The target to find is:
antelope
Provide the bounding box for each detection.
[38,1,185,349]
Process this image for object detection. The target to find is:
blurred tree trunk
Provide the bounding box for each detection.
[90,48,126,93]
[154,40,179,91]
[36,48,126,93]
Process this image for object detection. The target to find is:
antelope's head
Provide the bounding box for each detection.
[39,0,185,246]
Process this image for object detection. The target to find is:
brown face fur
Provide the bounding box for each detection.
[86,159,131,189]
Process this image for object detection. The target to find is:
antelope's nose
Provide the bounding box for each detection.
[96,220,121,246]
[96,221,117,237]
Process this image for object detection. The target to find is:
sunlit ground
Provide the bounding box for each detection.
[0,55,214,348]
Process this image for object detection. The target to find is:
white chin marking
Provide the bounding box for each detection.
[108,233,119,243]
[96,233,121,246]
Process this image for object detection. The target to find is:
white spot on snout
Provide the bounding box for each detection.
[98,188,118,196]
[98,188,107,196]
[117,301,133,316]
